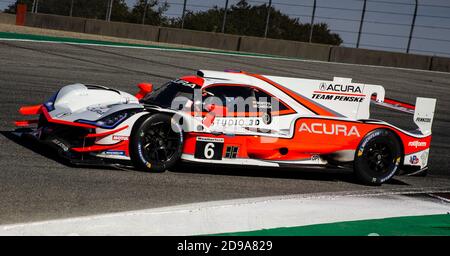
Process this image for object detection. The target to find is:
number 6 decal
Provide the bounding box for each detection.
[204,143,215,159]
[195,137,224,160]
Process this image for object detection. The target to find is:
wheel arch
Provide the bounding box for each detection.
[362,126,405,152]
[357,126,405,169]
[353,127,404,185]
[128,112,184,172]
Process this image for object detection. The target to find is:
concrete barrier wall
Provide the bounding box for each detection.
[330,47,431,70]
[15,13,450,72]
[158,27,240,51]
[84,19,159,42]
[25,13,86,33]
[430,56,450,72]
[0,13,15,25]
[239,36,331,61]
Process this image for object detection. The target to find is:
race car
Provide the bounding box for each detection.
[14,70,436,185]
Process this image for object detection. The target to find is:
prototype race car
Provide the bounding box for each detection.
[14,70,436,185]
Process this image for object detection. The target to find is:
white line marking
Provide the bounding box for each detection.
[428,193,450,203]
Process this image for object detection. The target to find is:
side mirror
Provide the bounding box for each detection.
[135,83,153,100]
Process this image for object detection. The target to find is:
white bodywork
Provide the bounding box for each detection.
[199,70,385,119]
[48,83,142,122]
[265,75,385,119]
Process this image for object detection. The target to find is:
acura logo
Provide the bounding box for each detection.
[319,83,327,91]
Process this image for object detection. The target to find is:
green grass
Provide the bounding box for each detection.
[213,214,450,236]
[0,31,295,60]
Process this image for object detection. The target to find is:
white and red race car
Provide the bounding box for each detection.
[15,70,436,185]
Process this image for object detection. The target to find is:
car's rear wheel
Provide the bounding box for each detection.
[354,129,402,185]
[129,113,183,172]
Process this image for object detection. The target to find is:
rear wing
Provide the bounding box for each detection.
[371,96,437,135]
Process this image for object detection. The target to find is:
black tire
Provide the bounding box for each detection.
[129,113,183,172]
[354,129,402,185]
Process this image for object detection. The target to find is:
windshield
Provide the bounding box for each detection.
[141,80,195,109]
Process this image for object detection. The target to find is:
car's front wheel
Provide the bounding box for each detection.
[129,113,183,172]
[354,129,402,185]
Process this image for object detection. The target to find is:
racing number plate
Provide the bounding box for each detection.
[194,137,224,160]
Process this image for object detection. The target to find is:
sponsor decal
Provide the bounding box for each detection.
[313,83,365,102]
[51,138,69,152]
[420,151,429,165]
[112,135,129,141]
[137,142,147,165]
[253,101,272,109]
[225,146,239,158]
[103,150,126,156]
[416,117,431,123]
[196,137,224,143]
[409,155,419,165]
[408,140,427,148]
[319,83,362,93]
[195,137,224,160]
[87,105,109,115]
[311,154,320,161]
[357,150,363,157]
[212,117,261,127]
[299,122,361,137]
[312,94,364,102]
[360,130,382,148]
[379,157,401,183]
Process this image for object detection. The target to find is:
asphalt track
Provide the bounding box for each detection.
[0,39,450,225]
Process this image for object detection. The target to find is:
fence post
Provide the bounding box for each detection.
[32,0,39,13]
[181,0,187,29]
[308,0,316,43]
[264,0,272,38]
[356,0,367,48]
[221,0,229,33]
[407,0,418,53]
[142,0,148,24]
[69,0,74,16]
[105,0,110,21]
[106,0,113,21]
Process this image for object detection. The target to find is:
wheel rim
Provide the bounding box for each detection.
[363,141,394,174]
[139,121,181,163]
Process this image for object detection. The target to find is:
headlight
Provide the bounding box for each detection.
[76,110,139,129]
[96,112,128,128]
